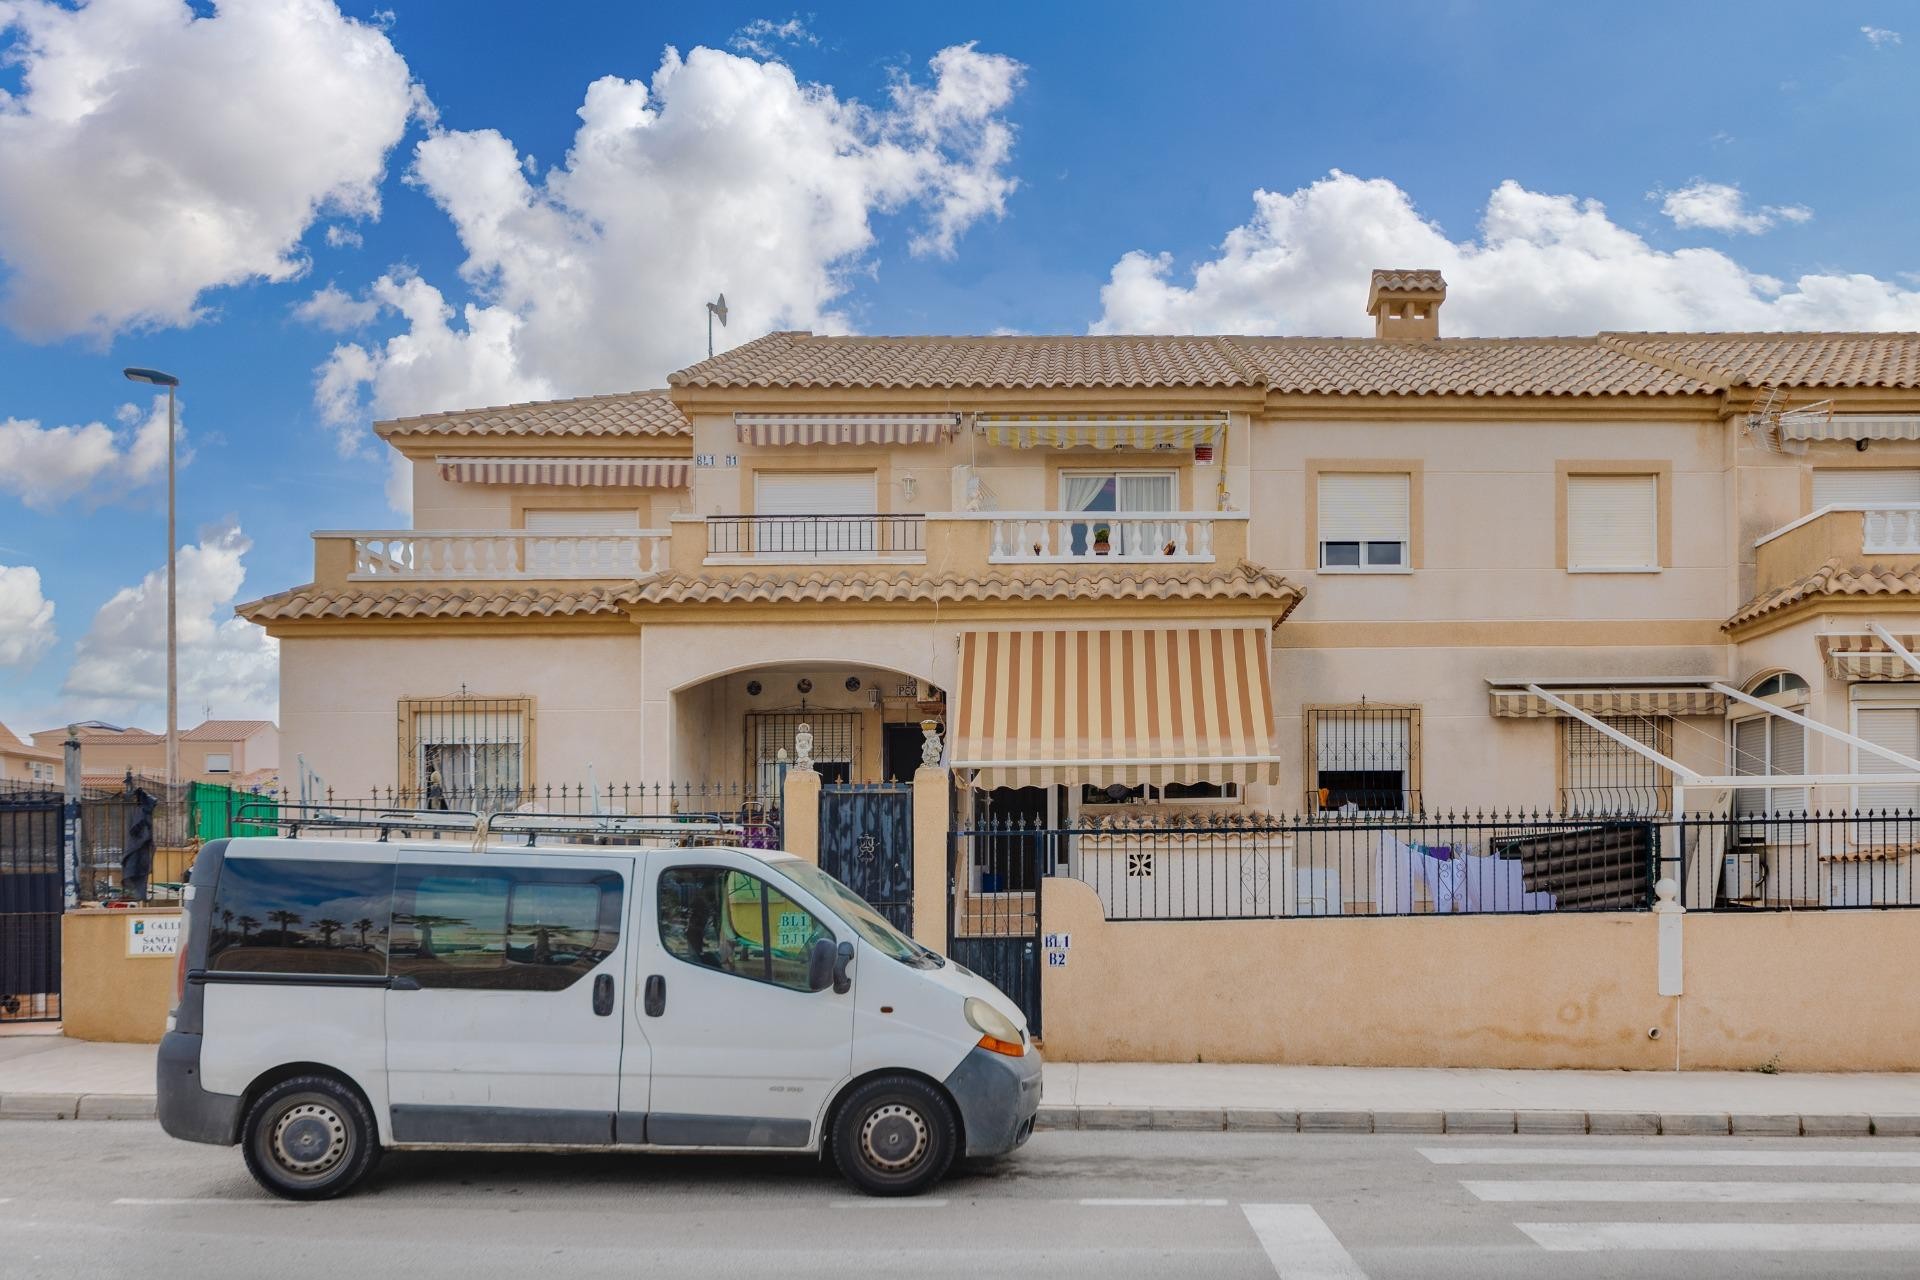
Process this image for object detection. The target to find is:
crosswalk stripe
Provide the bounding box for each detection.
[1519,1222,1920,1252]
[1078,1198,1230,1206]
[1241,1203,1368,1279]
[1466,1179,1920,1204]
[1423,1146,1920,1168]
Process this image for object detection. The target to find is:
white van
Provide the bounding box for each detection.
[157,833,1040,1199]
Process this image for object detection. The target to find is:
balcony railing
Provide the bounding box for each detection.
[987,512,1218,563]
[344,530,670,581]
[705,514,926,562]
[1864,508,1920,553]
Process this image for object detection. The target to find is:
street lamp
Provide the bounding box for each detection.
[123,366,180,793]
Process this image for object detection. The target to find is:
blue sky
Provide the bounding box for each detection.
[0,0,1916,733]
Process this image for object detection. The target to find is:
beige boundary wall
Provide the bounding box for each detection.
[1039,875,1920,1071]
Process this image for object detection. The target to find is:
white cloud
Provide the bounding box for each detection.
[292,283,380,332]
[0,394,178,510]
[324,225,364,249]
[0,0,420,340]
[1863,25,1902,46]
[1657,180,1812,234]
[0,564,56,669]
[384,452,412,516]
[59,520,278,723]
[316,42,1022,439]
[1093,171,1920,337]
[729,14,817,59]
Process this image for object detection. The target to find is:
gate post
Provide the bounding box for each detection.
[62,726,82,910]
[911,765,949,953]
[782,766,821,865]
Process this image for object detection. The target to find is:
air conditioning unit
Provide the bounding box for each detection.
[1721,833,1768,902]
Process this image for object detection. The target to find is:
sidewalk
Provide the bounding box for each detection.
[7,1034,1920,1135]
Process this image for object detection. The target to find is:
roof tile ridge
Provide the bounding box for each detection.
[1211,336,1266,386]
[1594,334,1731,391]
[667,331,808,387]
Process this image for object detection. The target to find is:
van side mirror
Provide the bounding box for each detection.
[808,937,837,992]
[832,940,854,995]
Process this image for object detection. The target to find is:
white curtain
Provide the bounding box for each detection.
[1116,473,1175,555]
[1061,474,1109,511]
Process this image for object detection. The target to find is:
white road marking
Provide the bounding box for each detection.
[1423,1146,1920,1168]
[1078,1197,1230,1206]
[112,1198,293,1207]
[1241,1203,1368,1279]
[827,1198,948,1209]
[1467,1179,1920,1204]
[1519,1222,1920,1252]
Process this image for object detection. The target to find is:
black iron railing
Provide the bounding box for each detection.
[1675,810,1920,911]
[706,513,926,558]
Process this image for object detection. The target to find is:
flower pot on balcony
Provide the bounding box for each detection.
[1092,524,1111,555]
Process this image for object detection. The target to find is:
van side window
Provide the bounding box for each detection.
[207,858,393,977]
[658,867,832,993]
[391,866,622,992]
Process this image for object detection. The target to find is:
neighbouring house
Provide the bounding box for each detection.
[0,720,62,786]
[237,267,1920,912]
[30,719,280,788]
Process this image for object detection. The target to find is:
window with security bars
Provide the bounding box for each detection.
[1307,706,1419,814]
[748,711,861,790]
[398,696,531,812]
[1559,715,1669,814]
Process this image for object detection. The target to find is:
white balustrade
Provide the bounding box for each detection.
[342,531,670,581]
[1864,508,1920,554]
[986,513,1218,564]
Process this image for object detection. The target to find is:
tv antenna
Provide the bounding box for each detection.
[1746,388,1832,456]
[706,293,728,357]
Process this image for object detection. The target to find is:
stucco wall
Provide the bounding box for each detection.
[61,908,180,1044]
[1040,875,1920,1070]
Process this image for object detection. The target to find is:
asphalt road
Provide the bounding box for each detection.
[7,1124,1920,1278]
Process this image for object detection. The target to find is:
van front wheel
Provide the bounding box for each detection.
[241,1075,380,1200]
[830,1075,957,1197]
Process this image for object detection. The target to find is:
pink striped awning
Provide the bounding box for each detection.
[436,456,690,488]
[734,413,960,447]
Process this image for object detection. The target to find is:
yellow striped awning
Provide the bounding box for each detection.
[734,413,959,446]
[1489,686,1726,719]
[950,625,1279,787]
[436,456,689,488]
[1820,633,1920,681]
[975,411,1228,451]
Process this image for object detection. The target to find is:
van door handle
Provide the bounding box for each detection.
[643,974,665,1017]
[592,973,614,1017]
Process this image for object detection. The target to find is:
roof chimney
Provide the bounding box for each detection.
[1367,268,1446,340]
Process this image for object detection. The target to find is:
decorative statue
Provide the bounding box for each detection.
[920,719,943,768]
[793,722,814,772]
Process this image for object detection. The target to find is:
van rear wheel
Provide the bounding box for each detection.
[831,1075,957,1197]
[241,1075,380,1200]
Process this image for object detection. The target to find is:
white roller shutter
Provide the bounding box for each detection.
[524,509,640,532]
[1811,469,1920,507]
[1855,705,1920,813]
[523,509,640,575]
[1318,472,1410,543]
[754,472,877,515]
[1567,474,1658,570]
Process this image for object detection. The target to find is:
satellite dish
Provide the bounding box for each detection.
[707,293,728,326]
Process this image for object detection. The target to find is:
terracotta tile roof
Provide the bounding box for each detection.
[1727,559,1920,629]
[628,561,1300,610]
[374,389,689,439]
[182,720,275,741]
[1599,333,1920,390]
[668,331,1266,391]
[236,582,644,623]
[1369,268,1446,293]
[1236,337,1713,397]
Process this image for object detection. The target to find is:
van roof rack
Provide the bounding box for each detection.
[480,810,756,849]
[232,802,481,842]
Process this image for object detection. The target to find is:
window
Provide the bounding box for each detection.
[390,865,622,991]
[1732,716,1807,818]
[400,696,531,812]
[1059,469,1177,555]
[1317,472,1410,571]
[204,753,232,774]
[748,710,861,791]
[1307,706,1417,814]
[207,857,393,976]
[1566,474,1658,571]
[523,508,642,575]
[1560,715,1669,814]
[1811,469,1920,509]
[657,867,833,992]
[1854,704,1920,813]
[752,472,879,556]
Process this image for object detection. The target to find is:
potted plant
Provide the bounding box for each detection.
[1091,522,1112,555]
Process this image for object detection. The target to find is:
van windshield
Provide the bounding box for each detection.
[774,861,943,969]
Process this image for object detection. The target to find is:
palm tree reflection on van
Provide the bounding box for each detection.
[404,914,469,958]
[352,917,375,949]
[234,915,260,943]
[266,910,303,948]
[315,918,344,948]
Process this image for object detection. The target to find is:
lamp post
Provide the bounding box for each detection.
[123,367,180,793]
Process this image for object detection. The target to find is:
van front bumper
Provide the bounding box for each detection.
[156,1031,243,1146]
[943,1044,1043,1158]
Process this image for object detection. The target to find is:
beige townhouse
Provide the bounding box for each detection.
[238,269,1920,907]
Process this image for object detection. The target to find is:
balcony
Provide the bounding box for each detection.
[703,514,927,565]
[980,512,1221,564]
[1753,505,1920,599]
[324,530,671,582]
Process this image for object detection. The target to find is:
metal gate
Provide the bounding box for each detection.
[1,792,64,1023]
[818,783,913,933]
[948,810,1047,1036]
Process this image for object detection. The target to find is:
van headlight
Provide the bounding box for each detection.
[964,997,1026,1056]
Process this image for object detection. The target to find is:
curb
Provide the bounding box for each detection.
[0,1093,156,1121]
[1035,1105,1920,1137]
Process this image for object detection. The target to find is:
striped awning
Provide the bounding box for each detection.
[950,625,1279,787]
[1778,413,1920,443]
[436,456,689,488]
[975,412,1228,451]
[734,413,959,447]
[1489,686,1726,719]
[1820,633,1920,681]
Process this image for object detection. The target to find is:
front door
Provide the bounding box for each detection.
[384,852,633,1144]
[820,783,914,932]
[639,853,853,1147]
